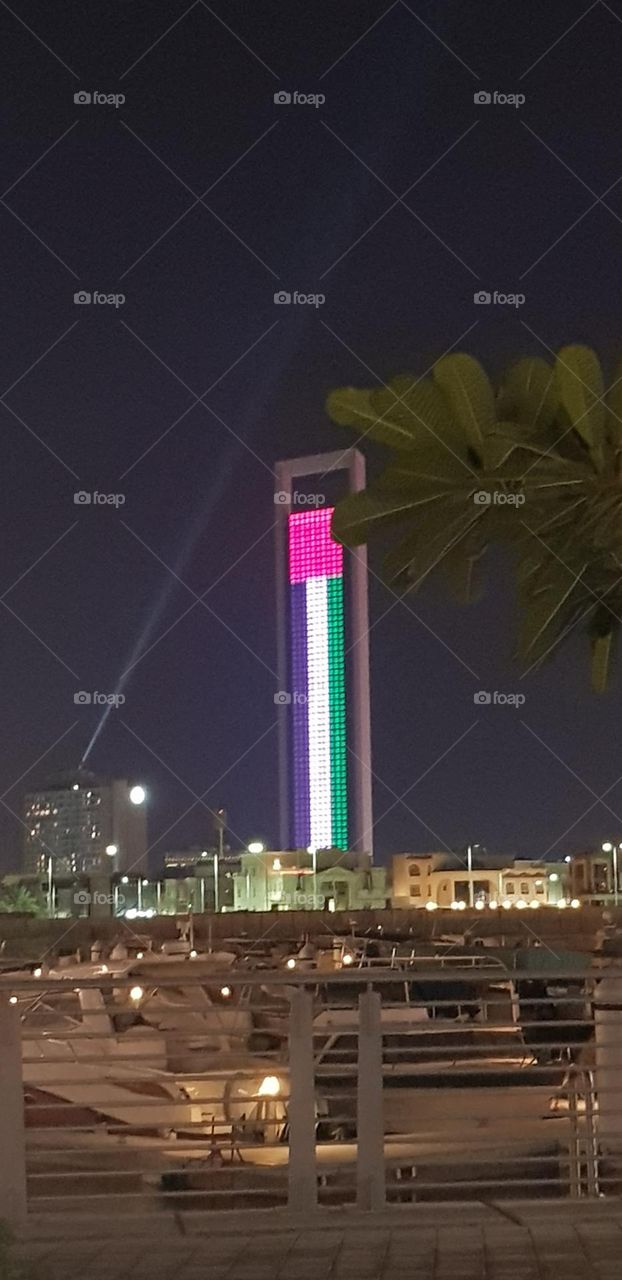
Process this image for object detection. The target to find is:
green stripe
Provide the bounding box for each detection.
[327,575,348,849]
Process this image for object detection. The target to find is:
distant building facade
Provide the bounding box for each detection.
[234,849,387,912]
[23,770,147,877]
[391,852,568,908]
[162,846,240,912]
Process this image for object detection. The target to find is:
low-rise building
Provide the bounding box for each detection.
[391,852,569,908]
[234,849,386,912]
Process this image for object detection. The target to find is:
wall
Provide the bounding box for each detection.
[0,903,609,960]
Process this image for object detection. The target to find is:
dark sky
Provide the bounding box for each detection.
[2,0,622,871]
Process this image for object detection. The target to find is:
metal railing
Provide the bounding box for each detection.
[2,960,622,1226]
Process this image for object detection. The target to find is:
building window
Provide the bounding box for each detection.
[409,865,420,877]
[410,885,421,897]
[506,881,515,894]
[520,882,529,895]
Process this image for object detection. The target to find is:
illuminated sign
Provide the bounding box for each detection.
[288,507,347,850]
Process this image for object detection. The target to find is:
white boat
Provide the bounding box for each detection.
[14,967,288,1141]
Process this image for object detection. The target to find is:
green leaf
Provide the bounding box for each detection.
[516,561,588,667]
[325,386,377,428]
[590,628,614,693]
[331,489,416,546]
[368,376,465,453]
[555,345,605,466]
[433,353,495,452]
[383,506,483,588]
[497,358,558,432]
[327,377,467,456]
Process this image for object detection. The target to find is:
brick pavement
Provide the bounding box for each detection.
[13,1202,622,1280]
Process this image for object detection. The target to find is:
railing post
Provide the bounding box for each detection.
[594,972,622,1168]
[357,987,385,1210]
[0,996,27,1232]
[287,987,317,1212]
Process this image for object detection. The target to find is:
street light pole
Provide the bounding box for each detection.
[467,844,474,908]
[602,842,619,906]
[47,856,54,917]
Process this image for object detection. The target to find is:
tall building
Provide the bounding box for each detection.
[23,769,148,876]
[275,450,373,855]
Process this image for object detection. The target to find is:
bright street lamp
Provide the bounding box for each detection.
[602,842,620,906]
[105,844,117,857]
[129,785,145,805]
[248,841,265,854]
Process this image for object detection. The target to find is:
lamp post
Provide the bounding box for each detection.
[467,844,474,908]
[602,842,620,906]
[47,855,54,917]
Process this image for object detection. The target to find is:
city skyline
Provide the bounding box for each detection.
[3,2,622,869]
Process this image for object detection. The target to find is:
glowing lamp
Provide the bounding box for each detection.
[258,1075,280,1097]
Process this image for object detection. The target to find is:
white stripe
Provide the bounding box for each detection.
[306,577,332,849]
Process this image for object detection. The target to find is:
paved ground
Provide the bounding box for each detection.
[12,1201,622,1279]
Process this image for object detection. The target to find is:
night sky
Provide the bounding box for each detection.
[2,0,622,871]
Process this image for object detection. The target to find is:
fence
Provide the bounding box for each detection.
[1,960,622,1226]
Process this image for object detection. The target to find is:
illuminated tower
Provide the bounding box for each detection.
[275,450,373,856]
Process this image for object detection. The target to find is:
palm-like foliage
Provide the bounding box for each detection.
[326,346,622,691]
[0,883,45,915]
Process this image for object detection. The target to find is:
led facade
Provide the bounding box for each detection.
[275,450,373,857]
[288,508,348,848]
